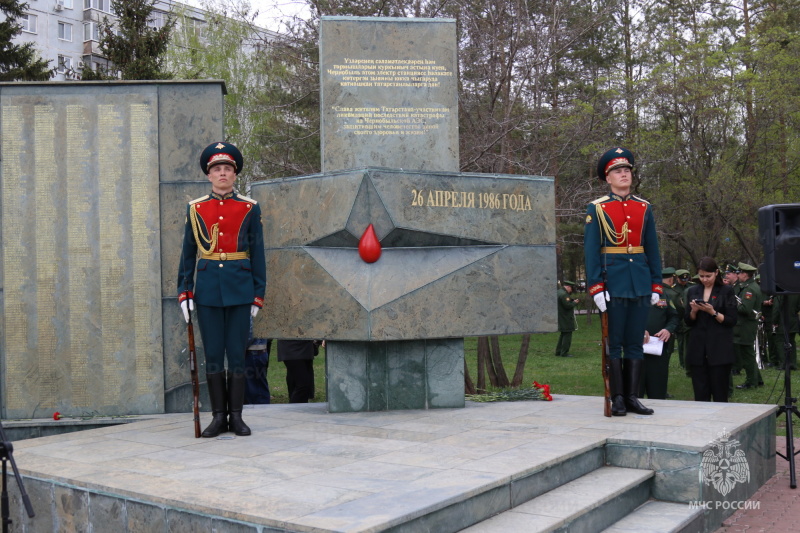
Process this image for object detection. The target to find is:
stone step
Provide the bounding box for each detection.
[602,500,704,533]
[459,466,653,533]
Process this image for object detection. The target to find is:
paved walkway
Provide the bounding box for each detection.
[715,437,800,532]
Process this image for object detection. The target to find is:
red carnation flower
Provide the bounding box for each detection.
[53,412,62,420]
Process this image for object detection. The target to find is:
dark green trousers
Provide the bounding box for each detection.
[640,351,671,400]
[677,330,688,369]
[556,331,573,357]
[772,332,798,370]
[735,343,762,387]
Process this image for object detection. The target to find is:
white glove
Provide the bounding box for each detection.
[180,298,194,323]
[651,292,660,306]
[593,292,609,313]
[251,305,260,318]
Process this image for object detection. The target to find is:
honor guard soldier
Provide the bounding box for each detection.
[177,142,266,437]
[584,147,663,416]
[556,281,580,357]
[734,262,764,390]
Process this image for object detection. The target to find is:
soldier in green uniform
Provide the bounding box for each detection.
[674,269,691,369]
[772,293,800,371]
[641,287,680,399]
[723,264,739,287]
[726,264,743,377]
[555,281,580,357]
[661,268,680,358]
[734,263,764,389]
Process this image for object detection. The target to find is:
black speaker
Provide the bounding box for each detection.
[758,204,800,295]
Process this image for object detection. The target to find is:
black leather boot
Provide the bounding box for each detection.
[201,371,228,437]
[609,358,626,416]
[228,372,251,436]
[623,359,654,415]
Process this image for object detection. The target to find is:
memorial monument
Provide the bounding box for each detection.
[251,17,557,412]
[0,80,226,419]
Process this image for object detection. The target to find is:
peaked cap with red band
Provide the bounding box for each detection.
[596,147,635,181]
[199,142,244,175]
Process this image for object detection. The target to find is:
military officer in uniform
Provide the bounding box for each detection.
[723,264,739,286]
[584,147,663,416]
[661,267,680,358]
[725,264,743,377]
[733,263,763,389]
[556,281,580,357]
[177,142,266,437]
[674,269,691,370]
[641,286,679,399]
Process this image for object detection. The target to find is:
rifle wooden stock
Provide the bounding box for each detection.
[187,317,201,438]
[601,311,612,417]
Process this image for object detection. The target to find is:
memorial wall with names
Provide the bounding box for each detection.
[0,81,225,418]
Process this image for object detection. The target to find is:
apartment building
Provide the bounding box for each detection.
[14,0,207,80]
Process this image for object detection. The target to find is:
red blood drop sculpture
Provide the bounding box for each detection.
[358,224,382,263]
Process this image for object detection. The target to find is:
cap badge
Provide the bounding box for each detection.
[215,143,226,149]
[615,148,624,154]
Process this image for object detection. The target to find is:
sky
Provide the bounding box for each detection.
[178,0,311,32]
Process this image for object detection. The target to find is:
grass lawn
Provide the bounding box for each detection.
[264,313,798,436]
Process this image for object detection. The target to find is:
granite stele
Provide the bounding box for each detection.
[251,17,557,412]
[0,81,226,420]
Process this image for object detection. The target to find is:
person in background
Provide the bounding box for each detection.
[723,264,739,286]
[277,340,320,403]
[674,269,691,371]
[177,142,266,437]
[556,281,580,357]
[584,147,663,417]
[725,264,743,377]
[660,268,680,360]
[734,263,764,390]
[641,288,679,400]
[244,337,272,405]
[772,293,800,371]
[685,257,737,402]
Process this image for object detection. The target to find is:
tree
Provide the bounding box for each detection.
[0,0,52,81]
[82,0,175,80]
[166,0,320,186]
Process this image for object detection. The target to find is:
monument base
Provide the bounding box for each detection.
[8,398,776,533]
[326,339,465,412]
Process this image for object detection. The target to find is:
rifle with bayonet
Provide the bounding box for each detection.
[187,310,201,438]
[601,310,612,417]
[600,271,611,417]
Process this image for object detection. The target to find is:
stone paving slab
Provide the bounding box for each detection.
[6,396,777,532]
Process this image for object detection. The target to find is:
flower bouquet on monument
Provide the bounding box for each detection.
[466,381,553,402]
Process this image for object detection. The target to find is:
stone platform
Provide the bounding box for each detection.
[7,396,776,532]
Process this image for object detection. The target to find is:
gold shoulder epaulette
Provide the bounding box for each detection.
[189,195,210,205]
[590,195,610,205]
[237,194,258,205]
[631,194,650,205]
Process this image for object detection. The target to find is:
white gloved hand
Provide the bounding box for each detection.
[251,305,260,318]
[651,292,660,306]
[593,292,608,313]
[180,298,194,323]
